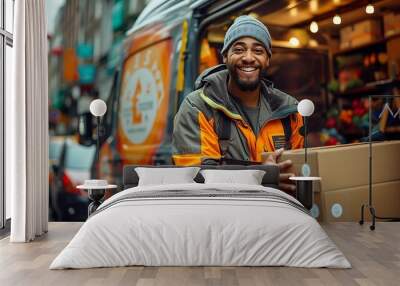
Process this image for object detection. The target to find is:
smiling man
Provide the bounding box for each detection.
[172,15,304,192]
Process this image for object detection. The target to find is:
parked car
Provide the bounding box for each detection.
[49,136,96,221]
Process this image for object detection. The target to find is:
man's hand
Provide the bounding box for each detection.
[263,148,296,194]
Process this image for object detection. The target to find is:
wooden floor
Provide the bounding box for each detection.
[0,222,399,286]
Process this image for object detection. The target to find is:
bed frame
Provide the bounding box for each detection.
[85,165,280,216]
[122,165,280,189]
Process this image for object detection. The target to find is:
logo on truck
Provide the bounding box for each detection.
[120,49,164,144]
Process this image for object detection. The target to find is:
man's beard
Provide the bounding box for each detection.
[228,65,265,91]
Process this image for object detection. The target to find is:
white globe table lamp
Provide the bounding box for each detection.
[289,99,321,211]
[77,99,117,217]
[90,99,107,163]
[298,99,314,173]
[90,99,107,117]
[298,99,315,117]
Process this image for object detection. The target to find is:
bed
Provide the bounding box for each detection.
[50,165,350,269]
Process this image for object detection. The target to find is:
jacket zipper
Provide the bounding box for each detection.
[258,105,298,132]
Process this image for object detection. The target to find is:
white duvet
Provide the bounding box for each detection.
[50,183,351,269]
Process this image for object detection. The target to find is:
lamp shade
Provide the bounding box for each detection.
[298,99,315,117]
[90,99,107,117]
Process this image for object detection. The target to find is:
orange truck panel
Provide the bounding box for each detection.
[117,39,173,165]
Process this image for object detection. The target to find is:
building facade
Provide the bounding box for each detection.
[47,0,148,135]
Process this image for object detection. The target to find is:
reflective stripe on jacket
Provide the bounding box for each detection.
[172,65,304,165]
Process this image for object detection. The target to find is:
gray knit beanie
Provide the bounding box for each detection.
[221,15,272,57]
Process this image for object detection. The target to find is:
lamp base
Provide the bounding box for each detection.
[87,188,106,216]
[77,182,117,218]
[289,177,321,211]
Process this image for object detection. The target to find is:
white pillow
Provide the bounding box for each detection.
[135,167,200,186]
[200,169,265,185]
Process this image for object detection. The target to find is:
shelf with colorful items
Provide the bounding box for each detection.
[329,46,390,98]
[326,44,396,144]
[320,99,370,145]
[329,79,399,99]
[321,95,400,144]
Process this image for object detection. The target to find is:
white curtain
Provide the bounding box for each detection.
[8,0,49,242]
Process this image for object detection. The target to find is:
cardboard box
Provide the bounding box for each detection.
[262,141,400,193]
[384,12,400,37]
[340,25,353,50]
[352,19,381,37]
[339,19,382,49]
[323,181,400,222]
[351,33,380,47]
[340,25,353,43]
[262,141,400,222]
[351,19,382,47]
[339,41,352,50]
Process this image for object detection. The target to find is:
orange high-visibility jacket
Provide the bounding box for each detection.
[172,65,304,166]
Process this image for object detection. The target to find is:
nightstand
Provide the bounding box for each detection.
[289,176,321,210]
[77,180,117,216]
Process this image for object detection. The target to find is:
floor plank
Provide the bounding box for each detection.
[0,222,399,286]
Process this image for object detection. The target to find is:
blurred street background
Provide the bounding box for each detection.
[46,0,149,221]
[47,0,147,135]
